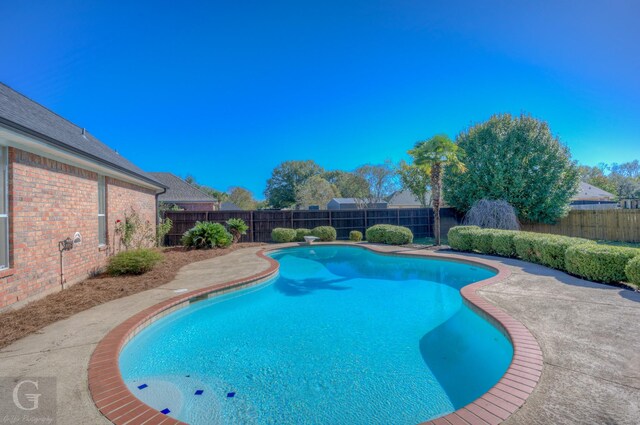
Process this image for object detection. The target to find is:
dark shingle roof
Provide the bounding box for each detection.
[0,82,163,189]
[220,201,241,210]
[148,172,217,202]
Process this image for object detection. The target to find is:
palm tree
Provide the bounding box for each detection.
[408,135,466,246]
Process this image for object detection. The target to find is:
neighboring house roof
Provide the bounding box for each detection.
[388,189,431,207]
[220,201,241,210]
[0,82,164,190]
[329,197,388,204]
[572,182,616,202]
[148,172,217,203]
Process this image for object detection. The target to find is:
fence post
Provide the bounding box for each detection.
[250,211,254,242]
[329,210,332,227]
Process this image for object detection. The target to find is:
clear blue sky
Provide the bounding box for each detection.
[1,1,638,198]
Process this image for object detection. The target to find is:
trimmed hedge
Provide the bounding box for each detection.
[492,230,518,257]
[107,249,163,276]
[365,224,413,245]
[447,226,480,251]
[625,256,640,287]
[295,228,312,242]
[513,232,549,264]
[349,230,363,242]
[311,226,337,242]
[539,236,594,270]
[447,225,640,285]
[565,244,639,284]
[271,228,296,243]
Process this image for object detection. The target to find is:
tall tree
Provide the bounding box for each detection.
[355,161,399,206]
[409,135,466,246]
[396,160,431,208]
[265,160,324,209]
[443,113,580,224]
[227,187,257,210]
[295,176,339,209]
[578,164,618,195]
[323,171,370,199]
[185,175,228,202]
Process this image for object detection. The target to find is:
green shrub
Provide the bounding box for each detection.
[295,228,312,242]
[492,230,518,257]
[625,256,640,287]
[182,221,233,248]
[513,232,549,264]
[447,226,480,251]
[271,228,297,243]
[565,244,640,283]
[107,249,163,276]
[538,236,594,271]
[472,229,496,254]
[226,218,249,243]
[365,224,413,245]
[349,230,363,242]
[311,226,337,242]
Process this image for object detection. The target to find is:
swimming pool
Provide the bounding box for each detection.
[119,245,513,424]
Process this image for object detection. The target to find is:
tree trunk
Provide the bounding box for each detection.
[431,163,442,246]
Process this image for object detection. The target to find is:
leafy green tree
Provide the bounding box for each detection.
[396,160,431,207]
[578,164,618,195]
[323,171,370,199]
[295,175,339,209]
[443,114,580,224]
[227,186,257,210]
[409,135,466,245]
[354,161,399,206]
[265,160,324,208]
[185,175,228,202]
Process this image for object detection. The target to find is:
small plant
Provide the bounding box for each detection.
[365,224,413,245]
[349,230,363,242]
[182,221,233,249]
[272,228,297,243]
[295,228,312,242]
[311,226,337,242]
[156,217,172,247]
[625,256,640,287]
[463,199,520,230]
[114,207,155,250]
[226,218,249,243]
[106,249,163,276]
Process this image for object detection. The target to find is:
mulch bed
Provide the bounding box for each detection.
[0,243,264,350]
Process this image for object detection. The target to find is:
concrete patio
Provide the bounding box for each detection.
[0,244,638,424]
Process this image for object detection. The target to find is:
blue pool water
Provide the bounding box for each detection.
[119,246,513,424]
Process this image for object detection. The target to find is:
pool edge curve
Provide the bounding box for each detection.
[88,243,542,425]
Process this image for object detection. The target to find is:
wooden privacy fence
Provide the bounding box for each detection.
[521,209,640,242]
[162,208,461,245]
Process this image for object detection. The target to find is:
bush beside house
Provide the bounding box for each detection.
[106,249,164,276]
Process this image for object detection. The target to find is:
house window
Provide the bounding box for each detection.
[98,176,106,245]
[0,147,7,269]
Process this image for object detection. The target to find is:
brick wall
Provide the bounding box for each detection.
[0,148,157,309]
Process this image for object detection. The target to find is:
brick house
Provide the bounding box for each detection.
[0,83,166,309]
[149,172,218,211]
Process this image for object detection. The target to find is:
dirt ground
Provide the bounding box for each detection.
[0,243,264,350]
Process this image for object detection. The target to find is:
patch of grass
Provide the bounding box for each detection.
[597,240,640,249]
[413,237,449,246]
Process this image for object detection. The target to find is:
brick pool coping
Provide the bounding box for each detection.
[88,244,542,425]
